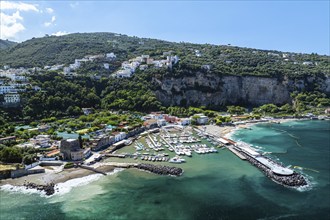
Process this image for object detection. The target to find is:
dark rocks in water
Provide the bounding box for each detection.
[23,182,55,196]
[240,151,307,187]
[135,163,183,176]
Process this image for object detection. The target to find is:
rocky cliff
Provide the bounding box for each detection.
[153,73,330,107]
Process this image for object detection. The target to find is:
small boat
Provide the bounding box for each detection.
[169,156,186,164]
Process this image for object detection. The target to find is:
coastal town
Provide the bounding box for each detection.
[1,106,324,195]
[0,40,329,196]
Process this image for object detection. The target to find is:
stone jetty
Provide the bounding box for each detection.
[135,163,183,176]
[240,151,307,187]
[23,182,55,196]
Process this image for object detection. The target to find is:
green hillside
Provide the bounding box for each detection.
[1,32,329,78]
[0,39,18,50]
[0,32,329,123]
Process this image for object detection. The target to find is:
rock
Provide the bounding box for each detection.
[22,182,55,196]
[135,163,183,176]
[239,151,307,187]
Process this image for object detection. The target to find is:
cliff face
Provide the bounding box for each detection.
[153,73,330,107]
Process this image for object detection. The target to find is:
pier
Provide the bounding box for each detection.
[227,146,246,160]
[103,154,126,158]
[199,125,307,187]
[234,143,307,187]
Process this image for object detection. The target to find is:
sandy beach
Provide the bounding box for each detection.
[0,165,115,186]
[200,118,301,138]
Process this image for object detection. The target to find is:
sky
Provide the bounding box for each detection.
[0,1,329,55]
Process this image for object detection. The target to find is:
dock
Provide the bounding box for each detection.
[103,154,126,158]
[227,146,246,160]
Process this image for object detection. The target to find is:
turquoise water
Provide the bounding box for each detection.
[1,120,329,220]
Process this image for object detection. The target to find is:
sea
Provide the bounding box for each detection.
[1,120,329,220]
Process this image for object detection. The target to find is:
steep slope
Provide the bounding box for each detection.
[152,73,330,107]
[1,32,329,108]
[0,39,17,49]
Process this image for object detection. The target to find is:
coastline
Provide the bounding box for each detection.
[0,117,310,195]
[0,165,115,187]
[223,118,302,139]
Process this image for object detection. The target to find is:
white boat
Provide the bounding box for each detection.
[169,156,186,164]
[183,149,192,157]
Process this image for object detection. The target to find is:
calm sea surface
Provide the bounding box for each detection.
[1,120,329,220]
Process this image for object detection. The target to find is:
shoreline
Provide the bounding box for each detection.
[0,118,317,195]
[0,165,115,187]
[203,117,302,140]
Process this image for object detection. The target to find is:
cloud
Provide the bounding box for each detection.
[46,7,54,14]
[0,11,25,40]
[51,31,70,36]
[44,16,56,27]
[1,1,39,12]
[70,2,79,9]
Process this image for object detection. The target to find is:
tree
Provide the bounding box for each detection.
[227,106,246,115]
[0,147,23,163]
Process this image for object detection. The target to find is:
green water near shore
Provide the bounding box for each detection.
[1,120,329,220]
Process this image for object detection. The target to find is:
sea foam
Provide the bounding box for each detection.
[0,184,47,196]
[52,168,124,196]
[0,168,124,197]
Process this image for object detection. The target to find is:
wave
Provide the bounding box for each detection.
[52,168,124,196]
[0,168,125,197]
[0,184,47,197]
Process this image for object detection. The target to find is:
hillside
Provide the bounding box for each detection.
[0,32,329,120]
[0,39,17,50]
[1,32,329,79]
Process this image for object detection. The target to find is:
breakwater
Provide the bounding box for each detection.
[135,163,183,176]
[23,182,55,196]
[238,150,307,187]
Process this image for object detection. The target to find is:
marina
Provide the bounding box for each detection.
[104,126,220,165]
[98,124,308,188]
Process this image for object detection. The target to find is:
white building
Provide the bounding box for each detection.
[194,114,209,125]
[180,118,191,126]
[4,93,20,103]
[113,132,126,142]
[49,64,64,71]
[0,85,16,94]
[29,135,51,148]
[106,53,116,59]
[104,63,110,69]
[139,65,148,71]
[63,67,71,74]
[116,69,132,78]
[141,55,150,59]
[302,61,313,66]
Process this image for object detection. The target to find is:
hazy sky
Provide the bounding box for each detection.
[1,1,329,54]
